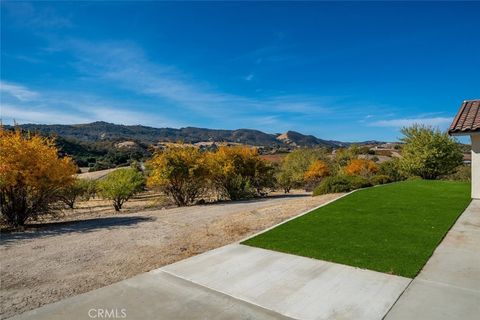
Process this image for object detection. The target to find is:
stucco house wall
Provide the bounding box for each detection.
[471,134,480,199]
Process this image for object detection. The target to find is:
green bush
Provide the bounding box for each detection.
[85,179,98,199]
[222,175,256,200]
[399,125,463,179]
[349,175,372,189]
[313,175,371,196]
[98,168,145,211]
[378,158,405,182]
[442,165,471,181]
[407,175,423,181]
[371,174,391,185]
[59,179,94,209]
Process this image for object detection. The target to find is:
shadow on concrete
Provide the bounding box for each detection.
[0,216,154,245]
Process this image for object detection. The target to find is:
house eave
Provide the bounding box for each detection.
[449,131,480,137]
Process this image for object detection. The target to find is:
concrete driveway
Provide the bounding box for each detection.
[161,244,410,320]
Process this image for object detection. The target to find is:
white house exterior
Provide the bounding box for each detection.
[471,135,480,199]
[449,100,480,199]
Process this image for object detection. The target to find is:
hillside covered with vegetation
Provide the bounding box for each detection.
[11,121,345,147]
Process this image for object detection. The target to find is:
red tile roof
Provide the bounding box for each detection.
[448,100,480,135]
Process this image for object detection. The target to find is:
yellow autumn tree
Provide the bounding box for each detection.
[304,159,330,189]
[147,146,209,206]
[207,146,274,200]
[0,127,77,226]
[345,159,378,177]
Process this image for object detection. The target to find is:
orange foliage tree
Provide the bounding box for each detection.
[207,146,274,200]
[147,146,210,206]
[0,127,77,226]
[344,159,378,177]
[304,160,330,188]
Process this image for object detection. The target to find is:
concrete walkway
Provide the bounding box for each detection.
[11,270,293,320]
[162,244,410,320]
[385,200,480,319]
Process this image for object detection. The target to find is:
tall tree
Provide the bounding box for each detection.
[399,125,462,179]
[208,146,274,200]
[0,128,77,226]
[147,146,209,206]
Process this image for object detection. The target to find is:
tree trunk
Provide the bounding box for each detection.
[113,198,123,211]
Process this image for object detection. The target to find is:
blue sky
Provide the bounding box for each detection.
[1,1,479,142]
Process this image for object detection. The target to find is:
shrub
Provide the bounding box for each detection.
[278,148,329,191]
[379,158,405,182]
[334,145,362,168]
[276,169,294,193]
[0,128,77,226]
[84,179,98,199]
[347,175,372,189]
[313,175,371,196]
[59,179,94,209]
[220,175,255,200]
[442,165,471,181]
[371,174,391,185]
[407,176,423,181]
[208,146,274,200]
[344,159,378,177]
[98,168,144,211]
[147,146,209,206]
[399,125,463,179]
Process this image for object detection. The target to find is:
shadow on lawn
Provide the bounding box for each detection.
[0,216,154,245]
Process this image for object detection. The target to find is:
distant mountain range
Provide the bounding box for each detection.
[9,121,381,148]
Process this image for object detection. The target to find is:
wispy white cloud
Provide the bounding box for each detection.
[0,82,183,127]
[371,117,452,128]
[62,39,333,120]
[0,81,39,101]
[244,73,254,81]
[1,101,182,127]
[1,103,90,124]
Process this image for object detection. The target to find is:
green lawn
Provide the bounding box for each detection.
[243,180,471,278]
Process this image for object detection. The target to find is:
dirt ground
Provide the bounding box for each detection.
[0,191,342,319]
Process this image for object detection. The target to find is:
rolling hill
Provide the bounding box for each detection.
[12,121,345,148]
